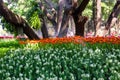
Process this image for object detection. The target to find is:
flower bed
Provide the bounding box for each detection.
[0,40,120,79]
[0,36,120,79]
[19,36,120,45]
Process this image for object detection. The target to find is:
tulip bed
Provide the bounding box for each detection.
[19,36,120,44]
[0,36,120,80]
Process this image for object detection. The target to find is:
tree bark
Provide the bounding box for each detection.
[39,0,75,37]
[73,0,90,16]
[38,0,90,37]
[55,0,65,37]
[38,1,56,38]
[41,18,49,38]
[73,0,90,36]
[93,0,101,36]
[58,0,75,37]
[74,16,88,36]
[105,0,120,31]
[58,14,70,37]
[0,0,40,40]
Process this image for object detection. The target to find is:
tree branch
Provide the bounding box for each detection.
[0,1,40,39]
[38,2,56,26]
[44,0,55,9]
[54,0,65,36]
[105,0,120,30]
[41,17,49,38]
[73,0,90,15]
[72,0,78,8]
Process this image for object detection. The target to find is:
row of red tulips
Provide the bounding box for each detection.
[19,36,120,45]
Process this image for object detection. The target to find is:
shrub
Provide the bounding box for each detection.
[0,39,20,48]
[0,39,22,58]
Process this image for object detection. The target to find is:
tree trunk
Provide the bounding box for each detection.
[73,0,90,36]
[55,0,65,37]
[93,0,101,36]
[74,16,88,36]
[41,18,49,38]
[0,0,40,40]
[58,13,70,37]
[38,0,90,37]
[105,0,120,34]
[38,1,57,38]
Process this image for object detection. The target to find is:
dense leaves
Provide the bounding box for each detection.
[0,39,21,58]
[26,10,41,29]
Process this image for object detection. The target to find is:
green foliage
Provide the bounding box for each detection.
[27,11,41,29]
[0,39,21,58]
[83,1,92,18]
[1,18,16,35]
[0,39,20,48]
[1,0,42,34]
[0,43,120,79]
[101,1,115,20]
[17,0,41,29]
[83,0,116,20]
[0,48,9,58]
[26,5,41,29]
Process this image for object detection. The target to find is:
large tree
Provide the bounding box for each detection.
[0,0,90,39]
[39,0,90,37]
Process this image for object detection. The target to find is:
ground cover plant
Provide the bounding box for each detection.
[0,39,21,58]
[0,36,120,80]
